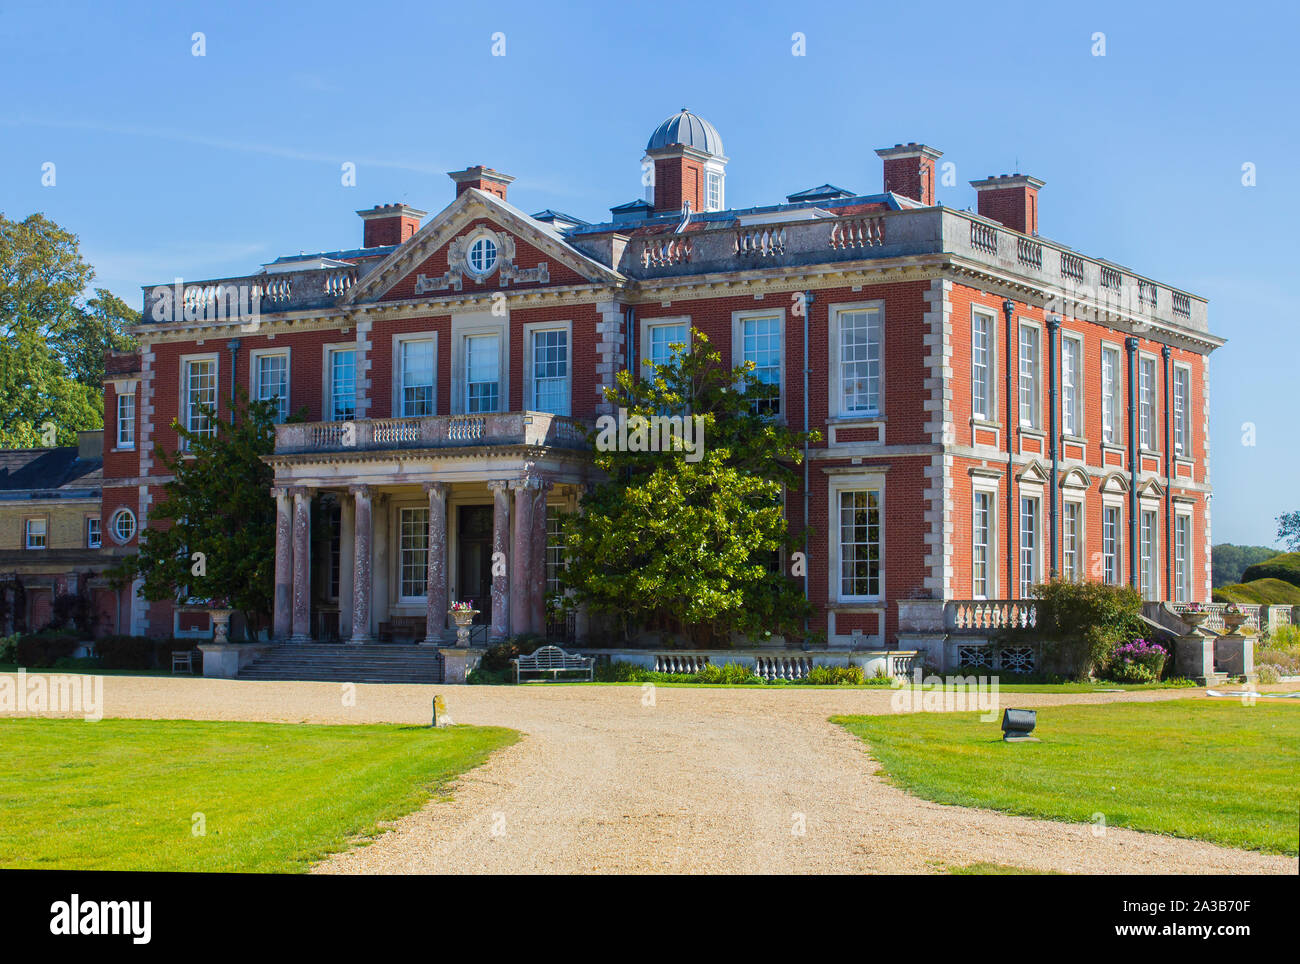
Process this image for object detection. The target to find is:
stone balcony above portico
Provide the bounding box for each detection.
[273,411,590,457]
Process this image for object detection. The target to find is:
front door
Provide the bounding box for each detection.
[457,505,494,624]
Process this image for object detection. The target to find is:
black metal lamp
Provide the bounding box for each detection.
[1001,708,1038,742]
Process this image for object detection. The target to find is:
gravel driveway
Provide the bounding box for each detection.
[31,674,1294,875]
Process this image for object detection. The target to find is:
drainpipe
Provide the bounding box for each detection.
[1002,298,1016,598]
[1161,344,1172,600]
[802,290,814,631]
[625,307,636,383]
[1126,335,1139,588]
[1046,315,1060,578]
[227,339,241,424]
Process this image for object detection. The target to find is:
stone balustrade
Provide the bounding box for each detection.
[274,411,590,455]
[945,599,1038,632]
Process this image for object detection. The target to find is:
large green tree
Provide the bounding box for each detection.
[0,212,137,447]
[112,393,279,636]
[1277,512,1300,553]
[561,329,817,646]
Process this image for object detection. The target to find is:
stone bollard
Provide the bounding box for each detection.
[1173,632,1216,684]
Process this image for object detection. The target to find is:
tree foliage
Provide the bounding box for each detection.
[1211,543,1280,588]
[1015,579,1148,679]
[1277,512,1300,553]
[0,212,137,447]
[560,328,818,646]
[112,392,278,635]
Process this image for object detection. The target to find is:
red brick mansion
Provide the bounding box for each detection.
[100,109,1219,663]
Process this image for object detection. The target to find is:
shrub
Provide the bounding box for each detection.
[1104,638,1168,684]
[0,633,19,663]
[467,666,513,685]
[1241,553,1300,588]
[1257,664,1281,684]
[14,632,79,668]
[95,635,154,669]
[806,664,867,685]
[1017,579,1147,679]
[47,591,97,637]
[695,662,760,685]
[595,660,647,682]
[479,634,548,672]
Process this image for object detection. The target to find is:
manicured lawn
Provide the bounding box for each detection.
[0,662,173,677]
[835,700,1300,855]
[0,717,517,873]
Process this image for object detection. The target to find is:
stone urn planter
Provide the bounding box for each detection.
[1223,609,1249,634]
[208,608,234,645]
[448,607,480,648]
[1180,609,1209,632]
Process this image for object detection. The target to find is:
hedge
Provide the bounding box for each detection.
[1241,553,1300,589]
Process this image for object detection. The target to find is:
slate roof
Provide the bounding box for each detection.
[0,447,103,497]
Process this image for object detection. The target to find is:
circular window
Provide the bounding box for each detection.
[466,235,498,276]
[111,508,137,544]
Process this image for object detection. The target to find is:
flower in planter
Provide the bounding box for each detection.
[449,600,477,613]
[1185,602,1203,613]
[1224,603,1242,614]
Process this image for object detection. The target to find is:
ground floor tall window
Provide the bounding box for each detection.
[1140,509,1158,601]
[545,507,565,600]
[839,489,881,598]
[1103,505,1121,585]
[1019,495,1039,596]
[399,507,429,599]
[1062,501,1081,582]
[1175,514,1192,602]
[973,490,992,598]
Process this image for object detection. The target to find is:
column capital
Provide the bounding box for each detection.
[271,485,290,500]
[289,485,310,499]
[348,484,373,499]
[487,479,511,492]
[423,481,449,497]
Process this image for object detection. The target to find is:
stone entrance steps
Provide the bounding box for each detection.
[238,643,445,684]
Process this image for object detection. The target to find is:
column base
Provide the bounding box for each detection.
[347,635,373,646]
[287,634,313,645]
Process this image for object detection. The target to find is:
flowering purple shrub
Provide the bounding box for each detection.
[1106,638,1168,683]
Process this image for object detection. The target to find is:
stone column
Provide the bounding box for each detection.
[489,480,512,640]
[339,496,355,640]
[289,487,312,642]
[349,485,374,645]
[423,481,449,645]
[272,486,293,641]
[530,479,553,634]
[510,478,538,636]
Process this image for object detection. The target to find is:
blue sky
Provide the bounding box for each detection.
[2,0,1296,546]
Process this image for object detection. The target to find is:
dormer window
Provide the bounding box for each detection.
[466,235,498,277]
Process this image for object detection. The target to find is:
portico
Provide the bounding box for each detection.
[265,412,590,645]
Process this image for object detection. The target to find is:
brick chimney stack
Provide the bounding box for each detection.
[875,143,943,206]
[970,174,1045,236]
[646,145,709,214]
[357,203,427,248]
[448,165,515,201]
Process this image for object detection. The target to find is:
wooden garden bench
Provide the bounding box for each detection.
[171,649,198,674]
[511,645,594,683]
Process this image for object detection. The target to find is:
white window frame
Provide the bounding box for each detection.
[1102,500,1123,585]
[971,308,996,421]
[1174,511,1192,603]
[1173,363,1191,458]
[179,353,219,448]
[732,309,786,418]
[116,391,136,449]
[397,505,430,601]
[448,313,508,415]
[110,508,137,545]
[1139,504,1159,601]
[86,516,102,549]
[1138,354,1158,451]
[392,333,438,418]
[972,482,998,599]
[829,475,885,603]
[1061,333,1083,438]
[1100,343,1123,445]
[249,347,291,424]
[1018,493,1040,596]
[25,517,47,550]
[322,342,358,422]
[1062,498,1083,582]
[640,316,691,373]
[1017,321,1041,429]
[829,301,885,419]
[523,321,572,416]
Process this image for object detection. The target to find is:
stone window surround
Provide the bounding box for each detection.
[86,514,102,549]
[638,315,691,371]
[1137,348,1161,455]
[827,299,886,421]
[522,319,572,415]
[730,307,786,419]
[1138,495,1162,600]
[1017,317,1042,430]
[450,312,509,415]
[1172,359,1193,458]
[971,474,999,599]
[828,470,887,604]
[1099,338,1125,446]
[970,304,997,422]
[110,507,137,545]
[391,331,439,418]
[1060,330,1085,439]
[249,346,292,421]
[178,351,219,446]
[321,341,359,422]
